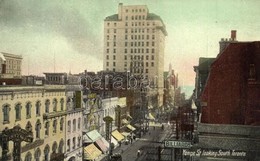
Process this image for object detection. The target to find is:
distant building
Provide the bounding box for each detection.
[0,52,23,85]
[103,3,167,107]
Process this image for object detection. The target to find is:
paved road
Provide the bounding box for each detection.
[114,123,172,161]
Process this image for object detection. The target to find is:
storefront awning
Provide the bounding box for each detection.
[148,113,155,120]
[95,138,109,153]
[121,132,131,137]
[112,130,125,142]
[111,136,118,147]
[85,130,102,142]
[84,143,102,160]
[127,124,136,131]
[122,118,129,125]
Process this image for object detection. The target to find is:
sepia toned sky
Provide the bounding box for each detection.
[1,0,260,90]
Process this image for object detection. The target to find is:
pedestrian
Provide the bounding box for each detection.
[137,149,141,157]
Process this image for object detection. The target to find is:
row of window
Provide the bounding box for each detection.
[67,136,81,152]
[107,28,155,34]
[107,41,155,48]
[67,118,81,133]
[125,21,156,27]
[44,117,64,136]
[130,68,150,74]
[2,98,65,123]
[106,48,155,54]
[125,8,146,13]
[106,54,155,61]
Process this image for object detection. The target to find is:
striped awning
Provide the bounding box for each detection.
[84,143,102,160]
[95,138,109,153]
[111,130,125,142]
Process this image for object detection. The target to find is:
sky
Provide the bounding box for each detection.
[1,0,260,96]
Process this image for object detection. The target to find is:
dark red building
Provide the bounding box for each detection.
[200,41,260,125]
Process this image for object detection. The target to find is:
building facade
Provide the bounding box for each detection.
[0,52,22,79]
[0,85,66,161]
[103,3,167,107]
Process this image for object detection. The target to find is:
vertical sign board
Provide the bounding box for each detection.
[164,140,192,148]
[75,91,82,108]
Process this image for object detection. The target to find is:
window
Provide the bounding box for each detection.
[78,118,81,130]
[59,140,64,153]
[125,35,128,40]
[106,62,109,66]
[60,118,64,131]
[44,146,50,161]
[146,69,149,73]
[152,49,155,53]
[152,55,154,60]
[52,142,57,154]
[107,22,110,26]
[113,49,116,53]
[125,16,128,20]
[45,122,49,136]
[35,120,41,139]
[113,55,116,60]
[126,9,128,12]
[125,22,128,26]
[125,42,127,47]
[45,100,50,113]
[114,22,117,27]
[146,55,149,60]
[146,42,149,46]
[106,55,109,60]
[124,55,127,60]
[78,136,81,147]
[53,98,57,112]
[26,102,32,119]
[15,103,22,121]
[73,119,76,132]
[73,137,76,149]
[147,35,149,39]
[107,35,109,40]
[114,29,116,33]
[107,49,109,53]
[34,148,41,161]
[36,101,41,116]
[152,35,155,39]
[68,121,71,133]
[53,119,57,133]
[67,139,70,152]
[107,42,109,47]
[146,49,149,53]
[113,35,116,40]
[113,42,116,47]
[25,152,32,161]
[60,98,64,111]
[146,62,149,67]
[151,62,154,67]
[152,42,155,46]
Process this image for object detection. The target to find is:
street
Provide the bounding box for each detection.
[104,122,172,161]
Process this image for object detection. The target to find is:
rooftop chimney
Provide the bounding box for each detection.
[231,30,236,41]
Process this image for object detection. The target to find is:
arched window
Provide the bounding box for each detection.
[45,121,49,136]
[34,148,41,161]
[72,137,76,149]
[26,121,32,132]
[59,139,64,153]
[25,152,32,161]
[44,145,50,161]
[67,139,70,152]
[78,118,81,130]
[60,98,64,111]
[53,119,57,133]
[68,121,71,133]
[26,102,32,118]
[73,119,76,132]
[53,98,57,112]
[35,119,41,139]
[52,141,57,154]
[60,118,64,131]
[36,101,41,116]
[2,104,10,123]
[45,99,50,113]
[15,103,22,121]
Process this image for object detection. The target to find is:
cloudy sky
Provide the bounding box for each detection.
[1,0,260,91]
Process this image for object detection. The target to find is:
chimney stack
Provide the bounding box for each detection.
[231,30,236,41]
